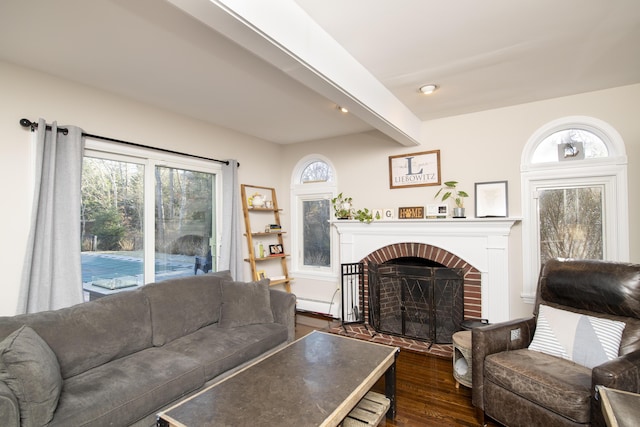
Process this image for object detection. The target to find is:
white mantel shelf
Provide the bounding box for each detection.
[332,217,521,323]
[332,218,520,235]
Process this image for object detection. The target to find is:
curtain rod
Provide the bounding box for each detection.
[19,118,238,167]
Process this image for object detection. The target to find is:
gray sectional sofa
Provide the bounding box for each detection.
[0,271,296,427]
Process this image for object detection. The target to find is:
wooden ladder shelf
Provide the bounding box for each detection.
[240,184,292,292]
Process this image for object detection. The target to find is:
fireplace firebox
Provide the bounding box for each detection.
[368,260,464,344]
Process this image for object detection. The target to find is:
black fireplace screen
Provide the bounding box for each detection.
[368,262,464,344]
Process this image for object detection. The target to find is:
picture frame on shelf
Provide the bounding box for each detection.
[257,270,266,280]
[475,181,508,218]
[389,150,441,189]
[269,244,284,255]
[426,204,448,219]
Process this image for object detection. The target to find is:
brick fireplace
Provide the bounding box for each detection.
[332,218,519,325]
[362,243,481,326]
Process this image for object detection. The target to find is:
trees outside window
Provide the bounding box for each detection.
[538,186,603,265]
[302,198,330,267]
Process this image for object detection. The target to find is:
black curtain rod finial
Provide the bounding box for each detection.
[20,118,35,130]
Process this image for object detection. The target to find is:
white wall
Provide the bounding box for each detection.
[2,60,638,320]
[0,61,285,315]
[282,84,640,320]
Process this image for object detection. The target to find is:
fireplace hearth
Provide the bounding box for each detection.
[368,260,464,344]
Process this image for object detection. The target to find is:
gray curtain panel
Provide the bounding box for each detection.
[18,119,85,313]
[219,159,243,281]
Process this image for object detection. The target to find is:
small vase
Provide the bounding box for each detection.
[252,194,265,208]
[453,207,466,218]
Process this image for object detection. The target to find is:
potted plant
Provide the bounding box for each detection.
[331,192,353,219]
[354,208,373,224]
[435,181,469,218]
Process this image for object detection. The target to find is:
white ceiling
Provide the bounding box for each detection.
[1,0,638,145]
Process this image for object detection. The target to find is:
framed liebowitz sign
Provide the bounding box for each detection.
[398,206,424,219]
[389,150,441,189]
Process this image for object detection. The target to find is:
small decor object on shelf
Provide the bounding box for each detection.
[435,181,469,218]
[250,193,265,208]
[331,192,354,219]
[269,244,283,255]
[426,204,448,219]
[264,224,281,233]
[354,208,373,223]
[398,206,425,219]
[383,208,394,219]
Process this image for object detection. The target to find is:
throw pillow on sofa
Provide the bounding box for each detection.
[529,304,626,368]
[0,325,62,427]
[219,278,274,328]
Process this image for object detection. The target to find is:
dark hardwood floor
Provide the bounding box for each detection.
[295,320,502,427]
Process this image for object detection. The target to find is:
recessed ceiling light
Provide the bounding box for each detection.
[336,105,349,113]
[419,84,438,95]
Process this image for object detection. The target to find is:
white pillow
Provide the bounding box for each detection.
[529,304,626,369]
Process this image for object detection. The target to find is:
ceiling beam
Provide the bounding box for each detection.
[166,0,423,146]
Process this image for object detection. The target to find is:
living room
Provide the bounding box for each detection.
[1,1,640,426]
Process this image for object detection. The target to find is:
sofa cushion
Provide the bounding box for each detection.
[164,322,288,380]
[485,348,592,423]
[219,279,273,329]
[0,290,153,379]
[529,304,626,368]
[48,347,204,427]
[0,326,62,427]
[143,271,232,346]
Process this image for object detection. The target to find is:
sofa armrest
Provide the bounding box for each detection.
[471,317,536,410]
[270,290,297,342]
[0,381,20,427]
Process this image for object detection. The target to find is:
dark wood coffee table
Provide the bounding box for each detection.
[157,330,399,426]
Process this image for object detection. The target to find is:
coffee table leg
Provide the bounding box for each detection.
[385,349,399,419]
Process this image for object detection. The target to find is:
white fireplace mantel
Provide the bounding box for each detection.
[332,218,521,323]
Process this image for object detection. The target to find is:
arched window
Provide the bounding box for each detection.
[521,116,629,303]
[291,155,336,274]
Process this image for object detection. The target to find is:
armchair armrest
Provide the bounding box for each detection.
[270,289,297,343]
[591,350,640,426]
[593,350,640,393]
[0,381,20,427]
[472,317,536,409]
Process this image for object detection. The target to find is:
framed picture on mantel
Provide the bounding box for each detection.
[389,150,441,189]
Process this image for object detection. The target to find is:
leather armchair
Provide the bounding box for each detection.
[472,258,640,427]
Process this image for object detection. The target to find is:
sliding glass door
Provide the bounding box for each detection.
[81,141,220,297]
